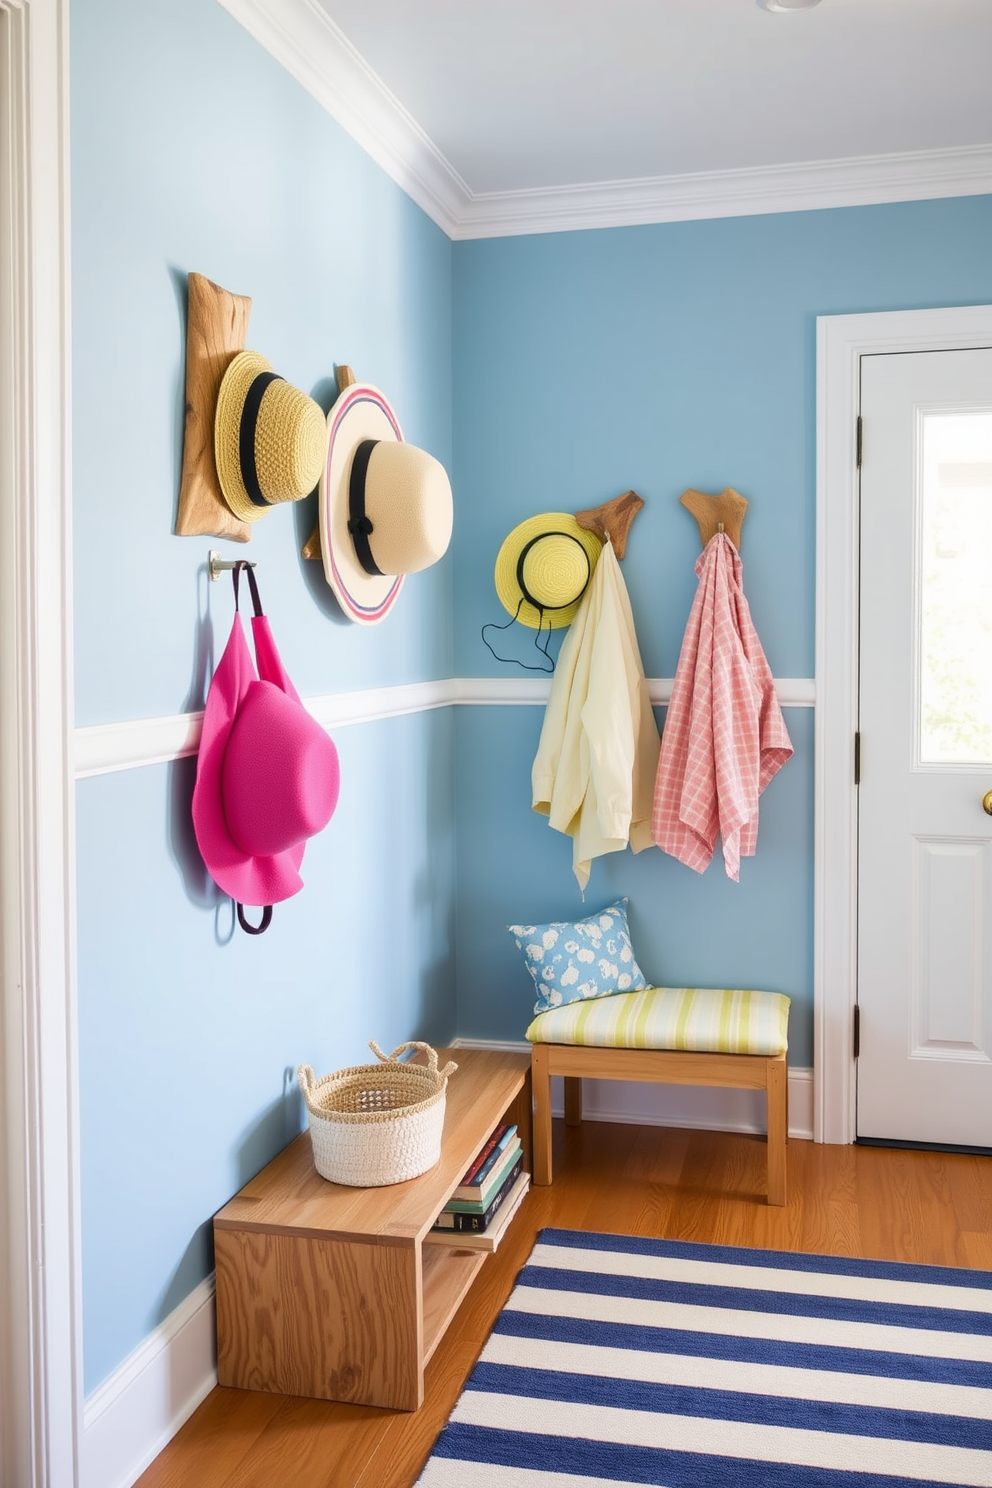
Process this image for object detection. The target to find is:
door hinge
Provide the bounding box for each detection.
[854,731,861,785]
[853,1005,861,1059]
[856,415,863,467]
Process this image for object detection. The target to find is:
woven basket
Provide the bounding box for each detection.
[297,1041,458,1187]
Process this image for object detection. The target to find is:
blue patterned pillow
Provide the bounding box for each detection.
[508,899,648,1015]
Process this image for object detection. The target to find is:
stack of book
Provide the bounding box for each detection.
[431,1122,524,1234]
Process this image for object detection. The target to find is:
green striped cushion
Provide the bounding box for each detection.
[525,986,790,1057]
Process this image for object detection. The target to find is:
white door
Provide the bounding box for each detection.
[857,347,992,1147]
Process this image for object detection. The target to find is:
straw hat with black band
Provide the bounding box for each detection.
[215,351,326,523]
[482,512,604,673]
[319,379,453,626]
[494,513,604,629]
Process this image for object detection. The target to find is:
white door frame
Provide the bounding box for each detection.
[814,302,992,1146]
[0,2,80,1485]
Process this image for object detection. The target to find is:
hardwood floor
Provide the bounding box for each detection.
[135,1120,992,1488]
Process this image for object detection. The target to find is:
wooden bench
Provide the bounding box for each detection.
[528,987,790,1206]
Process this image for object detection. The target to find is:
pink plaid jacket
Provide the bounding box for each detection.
[651,533,792,880]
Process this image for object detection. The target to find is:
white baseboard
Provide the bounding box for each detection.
[81,1275,217,1488]
[451,1037,813,1140]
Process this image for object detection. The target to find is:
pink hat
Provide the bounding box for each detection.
[192,564,340,933]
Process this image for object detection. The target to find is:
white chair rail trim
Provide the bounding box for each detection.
[74,676,815,778]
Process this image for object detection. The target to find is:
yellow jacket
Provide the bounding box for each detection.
[532,541,660,891]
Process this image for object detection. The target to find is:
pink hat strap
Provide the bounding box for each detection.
[231,559,264,618]
[233,562,275,934]
[230,561,274,936]
[232,559,302,704]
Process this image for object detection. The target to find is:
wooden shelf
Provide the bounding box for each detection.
[214,1047,532,1412]
[424,1171,531,1255]
[421,1243,488,1365]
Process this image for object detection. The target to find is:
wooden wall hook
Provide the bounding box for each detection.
[175,272,253,543]
[302,365,357,562]
[575,489,644,560]
[679,486,748,551]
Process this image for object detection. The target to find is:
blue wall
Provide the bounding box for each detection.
[71,0,455,1393]
[72,0,453,724]
[453,705,813,1045]
[450,198,992,1066]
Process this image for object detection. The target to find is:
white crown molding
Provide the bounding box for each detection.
[216,0,467,237]
[451,1038,813,1141]
[451,145,992,241]
[214,0,992,239]
[81,1276,216,1488]
[73,676,814,778]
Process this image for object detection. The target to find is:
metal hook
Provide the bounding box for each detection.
[208,550,257,582]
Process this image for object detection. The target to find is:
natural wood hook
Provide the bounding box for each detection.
[575,489,644,560]
[302,365,357,561]
[679,486,748,551]
[175,272,253,543]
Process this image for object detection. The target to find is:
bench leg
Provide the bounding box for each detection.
[563,1076,583,1127]
[531,1045,553,1186]
[766,1055,787,1206]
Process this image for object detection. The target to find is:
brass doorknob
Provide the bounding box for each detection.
[984,790,992,817]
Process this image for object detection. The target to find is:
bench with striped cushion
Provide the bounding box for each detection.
[527,986,791,1205]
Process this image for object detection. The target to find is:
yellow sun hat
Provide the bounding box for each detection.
[494,513,604,630]
[214,351,326,523]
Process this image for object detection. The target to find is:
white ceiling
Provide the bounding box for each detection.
[221,0,992,237]
[313,0,992,195]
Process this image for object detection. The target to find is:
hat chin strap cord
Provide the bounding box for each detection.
[481,530,590,674]
[237,903,273,935]
[481,598,556,673]
[230,562,275,935]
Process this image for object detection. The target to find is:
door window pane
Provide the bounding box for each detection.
[919,411,992,765]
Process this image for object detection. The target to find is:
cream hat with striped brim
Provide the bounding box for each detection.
[494,512,603,630]
[214,351,326,523]
[319,380,453,626]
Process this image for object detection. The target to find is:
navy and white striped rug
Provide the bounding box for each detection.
[417,1227,992,1487]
